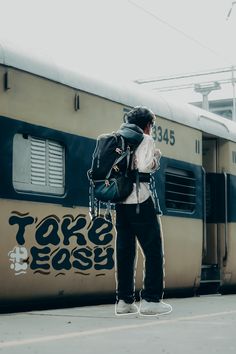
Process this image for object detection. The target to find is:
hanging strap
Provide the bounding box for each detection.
[89,181,96,220]
[135,169,140,214]
[150,174,162,215]
[125,146,131,177]
[104,201,112,222]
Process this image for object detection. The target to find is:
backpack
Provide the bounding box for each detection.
[88,124,145,219]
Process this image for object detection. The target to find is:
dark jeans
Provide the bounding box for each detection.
[115,197,163,303]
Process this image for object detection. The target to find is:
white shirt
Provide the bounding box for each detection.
[122,134,160,204]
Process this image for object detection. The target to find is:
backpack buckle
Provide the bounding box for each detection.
[113,165,120,172]
[115,148,122,154]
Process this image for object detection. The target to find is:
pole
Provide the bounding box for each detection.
[202,93,209,111]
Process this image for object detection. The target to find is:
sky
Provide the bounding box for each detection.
[0,0,236,103]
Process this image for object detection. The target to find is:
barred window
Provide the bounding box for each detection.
[13,134,65,196]
[165,167,196,212]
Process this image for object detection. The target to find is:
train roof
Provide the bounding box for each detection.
[1,40,236,142]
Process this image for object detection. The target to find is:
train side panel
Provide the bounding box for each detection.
[0,63,215,303]
[0,199,116,303]
[152,116,203,292]
[218,141,236,291]
[0,66,125,137]
[162,217,202,289]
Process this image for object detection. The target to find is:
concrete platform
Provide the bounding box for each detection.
[1,294,236,354]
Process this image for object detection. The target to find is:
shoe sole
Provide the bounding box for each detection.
[115,311,138,315]
[139,309,172,316]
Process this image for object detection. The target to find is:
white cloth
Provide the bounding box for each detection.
[122,134,160,204]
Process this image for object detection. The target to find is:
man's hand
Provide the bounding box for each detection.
[154,149,162,160]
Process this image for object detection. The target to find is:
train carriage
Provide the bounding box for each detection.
[0,41,236,308]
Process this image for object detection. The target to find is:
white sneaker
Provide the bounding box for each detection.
[139,300,172,316]
[115,300,138,315]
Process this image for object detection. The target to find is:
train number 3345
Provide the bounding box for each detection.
[152,126,175,145]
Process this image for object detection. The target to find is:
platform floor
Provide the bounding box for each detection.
[1,294,236,354]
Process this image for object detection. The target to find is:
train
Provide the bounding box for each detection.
[1,40,236,310]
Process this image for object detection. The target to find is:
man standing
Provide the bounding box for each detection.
[115,106,172,316]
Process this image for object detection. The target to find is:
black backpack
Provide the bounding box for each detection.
[88,124,145,219]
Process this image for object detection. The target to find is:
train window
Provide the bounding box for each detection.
[165,167,196,212]
[13,134,65,196]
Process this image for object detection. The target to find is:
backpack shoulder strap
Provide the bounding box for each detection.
[105,148,129,179]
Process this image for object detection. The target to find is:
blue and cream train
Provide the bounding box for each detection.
[0,41,236,308]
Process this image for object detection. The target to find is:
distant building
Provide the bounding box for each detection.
[191,98,233,120]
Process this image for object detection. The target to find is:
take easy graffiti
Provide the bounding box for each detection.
[8,212,114,276]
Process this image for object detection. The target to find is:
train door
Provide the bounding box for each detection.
[201,137,222,291]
